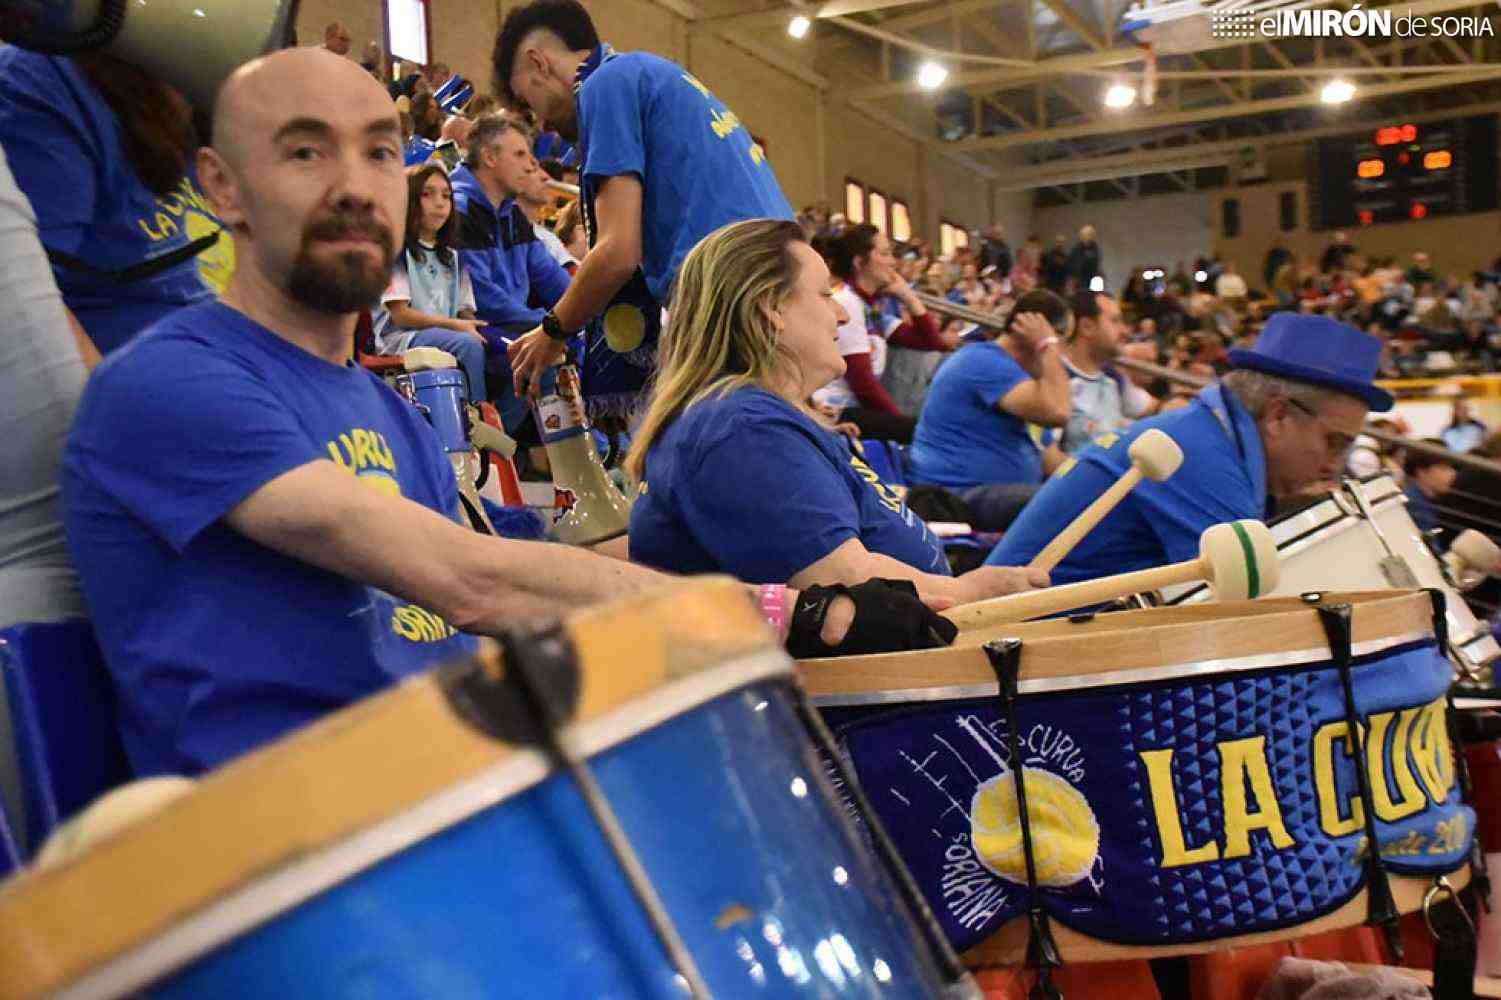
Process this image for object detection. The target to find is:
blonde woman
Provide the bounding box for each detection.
[626,219,1046,607]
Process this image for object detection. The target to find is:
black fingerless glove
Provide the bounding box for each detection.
[785,579,959,659]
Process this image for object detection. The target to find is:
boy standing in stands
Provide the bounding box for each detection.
[494,0,794,410]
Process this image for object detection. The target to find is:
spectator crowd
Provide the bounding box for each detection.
[0,2,1496,837]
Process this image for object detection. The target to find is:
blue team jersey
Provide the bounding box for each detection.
[576,48,793,304]
[908,341,1043,488]
[0,47,230,353]
[629,387,948,583]
[986,384,1269,584]
[63,302,477,776]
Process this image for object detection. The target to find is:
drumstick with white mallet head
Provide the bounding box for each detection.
[1028,429,1184,574]
[1444,529,1501,592]
[946,519,1280,631]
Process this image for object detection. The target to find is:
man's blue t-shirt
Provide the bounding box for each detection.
[577,49,794,304]
[986,384,1269,584]
[0,48,229,353]
[908,341,1042,489]
[629,388,949,583]
[63,303,477,776]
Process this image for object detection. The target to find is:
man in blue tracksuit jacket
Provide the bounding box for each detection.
[448,114,571,429]
[449,114,570,331]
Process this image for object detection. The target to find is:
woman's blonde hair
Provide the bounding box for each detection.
[624,218,809,482]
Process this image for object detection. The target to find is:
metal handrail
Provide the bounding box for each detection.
[908,290,1501,479]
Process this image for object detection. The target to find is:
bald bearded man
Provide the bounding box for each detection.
[61,50,956,776]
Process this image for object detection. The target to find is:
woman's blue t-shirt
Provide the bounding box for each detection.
[629,387,949,583]
[0,48,231,353]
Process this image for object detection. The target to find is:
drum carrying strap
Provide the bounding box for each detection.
[1432,587,1493,910]
[984,638,1064,1000]
[45,232,219,284]
[1316,603,1404,960]
[1426,877,1478,1000]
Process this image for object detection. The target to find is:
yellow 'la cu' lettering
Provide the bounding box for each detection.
[1141,735,1294,868]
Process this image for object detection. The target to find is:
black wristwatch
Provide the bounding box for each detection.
[541,311,572,343]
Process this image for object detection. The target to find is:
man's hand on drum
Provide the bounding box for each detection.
[509,325,569,398]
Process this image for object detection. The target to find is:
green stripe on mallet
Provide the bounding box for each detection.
[1231,520,1261,598]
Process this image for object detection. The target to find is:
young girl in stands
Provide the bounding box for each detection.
[371,165,488,403]
[625,218,1045,607]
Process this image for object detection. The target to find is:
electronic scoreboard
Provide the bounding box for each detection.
[1311,114,1497,229]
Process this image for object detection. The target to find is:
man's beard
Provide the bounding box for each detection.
[286,211,395,314]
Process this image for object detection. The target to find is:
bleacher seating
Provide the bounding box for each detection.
[0,622,131,855]
[0,790,20,877]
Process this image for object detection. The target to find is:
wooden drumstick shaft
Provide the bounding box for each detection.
[1029,466,1144,573]
[944,554,1205,631]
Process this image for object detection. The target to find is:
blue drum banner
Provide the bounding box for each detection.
[578,272,660,420]
[825,640,1473,952]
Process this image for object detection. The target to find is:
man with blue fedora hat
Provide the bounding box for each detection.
[985,313,1392,585]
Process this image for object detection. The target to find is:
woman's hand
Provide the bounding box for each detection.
[883,273,925,313]
[785,579,958,657]
[953,565,1050,605]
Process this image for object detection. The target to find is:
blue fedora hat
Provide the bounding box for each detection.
[1226,313,1394,412]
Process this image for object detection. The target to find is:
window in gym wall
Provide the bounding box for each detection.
[940,221,963,257]
[1221,198,1241,239]
[845,179,865,225]
[868,189,888,235]
[891,200,911,242]
[385,0,430,67]
[1279,191,1298,232]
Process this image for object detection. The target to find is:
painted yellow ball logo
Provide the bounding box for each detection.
[970,769,1100,887]
[603,303,646,353]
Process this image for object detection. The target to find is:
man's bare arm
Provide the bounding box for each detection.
[226,460,667,632]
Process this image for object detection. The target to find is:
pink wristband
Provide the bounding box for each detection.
[758,584,789,637]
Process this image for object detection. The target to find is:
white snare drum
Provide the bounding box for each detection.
[1164,475,1499,673]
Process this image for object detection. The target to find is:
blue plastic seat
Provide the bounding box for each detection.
[0,622,131,854]
[0,789,20,878]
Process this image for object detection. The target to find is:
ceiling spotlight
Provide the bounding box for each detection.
[1194,269,1209,282]
[1321,78,1356,105]
[917,61,949,90]
[787,14,811,39]
[1104,83,1137,109]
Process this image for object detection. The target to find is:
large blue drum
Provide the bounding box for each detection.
[0,581,961,998]
[800,590,1476,966]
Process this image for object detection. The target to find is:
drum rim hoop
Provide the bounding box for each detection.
[810,628,1434,707]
